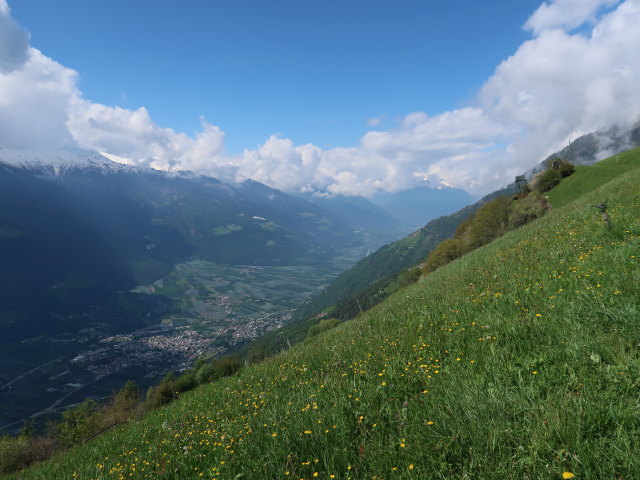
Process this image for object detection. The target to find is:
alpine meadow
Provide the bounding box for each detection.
[4,148,638,479]
[2,1,640,479]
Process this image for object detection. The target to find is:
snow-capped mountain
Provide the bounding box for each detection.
[0,146,139,176]
[0,146,362,333]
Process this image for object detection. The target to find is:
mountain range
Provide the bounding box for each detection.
[292,123,640,324]
[0,147,479,345]
[5,141,638,480]
[0,148,356,342]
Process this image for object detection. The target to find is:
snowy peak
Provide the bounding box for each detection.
[0,146,139,176]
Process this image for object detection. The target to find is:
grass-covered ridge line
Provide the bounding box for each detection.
[6,164,640,479]
[547,146,640,208]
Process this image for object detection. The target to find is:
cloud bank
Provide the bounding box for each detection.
[0,0,639,196]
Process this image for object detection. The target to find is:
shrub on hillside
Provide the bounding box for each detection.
[508,193,549,228]
[0,435,30,474]
[463,196,512,248]
[535,168,562,192]
[144,373,177,410]
[0,431,56,475]
[421,238,464,273]
[422,193,549,276]
[56,399,100,447]
[213,356,242,378]
[99,381,142,426]
[194,356,243,385]
[307,318,339,339]
[547,157,575,178]
[558,161,575,178]
[398,267,421,286]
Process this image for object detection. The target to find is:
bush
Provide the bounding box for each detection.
[195,356,242,385]
[0,435,30,474]
[213,356,242,377]
[56,399,100,447]
[307,318,339,339]
[421,192,550,276]
[173,372,196,394]
[398,267,421,287]
[536,168,562,192]
[465,196,512,247]
[421,238,464,274]
[100,381,141,426]
[508,193,548,228]
[144,373,177,411]
[558,161,575,178]
[547,157,575,178]
[195,362,218,384]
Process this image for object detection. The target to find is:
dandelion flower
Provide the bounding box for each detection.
[562,472,575,479]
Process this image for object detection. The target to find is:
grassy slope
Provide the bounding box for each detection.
[294,185,516,322]
[547,146,640,208]
[8,156,640,480]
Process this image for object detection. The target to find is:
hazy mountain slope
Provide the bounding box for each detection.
[293,184,516,321]
[233,179,357,253]
[371,185,477,228]
[12,152,640,480]
[0,149,360,343]
[0,161,174,342]
[298,193,402,231]
[295,127,640,324]
[536,122,640,172]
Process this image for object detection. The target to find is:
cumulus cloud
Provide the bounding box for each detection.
[68,101,228,174]
[0,49,77,148]
[524,0,621,35]
[0,0,639,196]
[481,0,640,176]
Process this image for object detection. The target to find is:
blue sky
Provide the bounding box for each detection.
[11,0,539,153]
[1,0,638,196]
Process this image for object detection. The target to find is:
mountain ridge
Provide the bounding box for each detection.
[5,147,638,479]
[294,124,640,323]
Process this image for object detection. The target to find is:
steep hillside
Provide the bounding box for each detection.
[294,184,516,321]
[9,152,639,479]
[295,138,640,325]
[547,146,640,208]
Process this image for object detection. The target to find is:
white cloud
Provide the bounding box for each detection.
[524,0,621,35]
[68,101,227,172]
[0,49,77,148]
[0,0,639,196]
[482,0,640,175]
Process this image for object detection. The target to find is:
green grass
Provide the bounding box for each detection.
[547,147,640,208]
[6,159,640,480]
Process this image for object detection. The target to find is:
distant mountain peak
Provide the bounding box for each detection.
[0,146,138,176]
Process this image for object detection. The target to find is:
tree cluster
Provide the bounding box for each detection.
[421,192,550,275]
[534,158,575,193]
